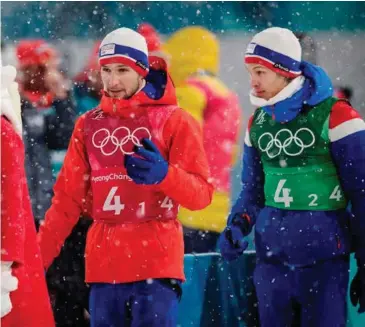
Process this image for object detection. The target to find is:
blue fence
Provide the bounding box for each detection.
[180,253,365,326]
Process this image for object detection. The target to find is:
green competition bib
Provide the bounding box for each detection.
[250,97,347,210]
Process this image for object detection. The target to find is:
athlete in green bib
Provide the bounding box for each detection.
[219,27,365,327]
[250,96,346,211]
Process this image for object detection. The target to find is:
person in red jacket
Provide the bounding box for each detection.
[1,65,55,327]
[137,23,162,54]
[37,27,213,326]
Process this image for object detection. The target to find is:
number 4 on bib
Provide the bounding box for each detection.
[161,196,174,210]
[274,179,294,208]
[103,187,174,216]
[103,187,125,215]
[330,185,342,201]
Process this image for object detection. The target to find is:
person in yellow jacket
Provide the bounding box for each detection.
[163,26,243,253]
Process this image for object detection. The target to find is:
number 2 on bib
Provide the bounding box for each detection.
[274,179,293,208]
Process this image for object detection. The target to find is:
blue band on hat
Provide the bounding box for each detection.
[99,43,148,70]
[247,43,301,73]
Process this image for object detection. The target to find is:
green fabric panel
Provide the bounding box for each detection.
[250,98,347,210]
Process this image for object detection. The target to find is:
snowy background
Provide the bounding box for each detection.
[2,2,365,326]
[2,1,365,115]
[2,1,365,199]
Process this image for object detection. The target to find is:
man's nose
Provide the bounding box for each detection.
[109,72,119,87]
[250,76,259,89]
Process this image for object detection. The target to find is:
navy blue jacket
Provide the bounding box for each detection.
[228,62,365,268]
[22,93,76,221]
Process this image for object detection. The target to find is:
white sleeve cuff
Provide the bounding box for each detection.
[1,292,13,318]
[1,262,18,292]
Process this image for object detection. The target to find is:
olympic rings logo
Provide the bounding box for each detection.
[92,127,152,156]
[258,128,315,158]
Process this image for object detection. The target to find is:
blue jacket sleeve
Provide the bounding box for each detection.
[228,138,265,230]
[45,93,77,150]
[329,103,365,268]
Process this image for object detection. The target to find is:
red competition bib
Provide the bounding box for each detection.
[84,107,179,223]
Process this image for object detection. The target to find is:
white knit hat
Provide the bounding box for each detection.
[99,27,149,77]
[245,27,302,78]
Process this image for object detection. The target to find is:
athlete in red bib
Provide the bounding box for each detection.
[37,27,213,326]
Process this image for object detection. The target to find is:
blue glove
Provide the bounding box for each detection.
[218,213,250,261]
[350,267,365,313]
[124,138,168,185]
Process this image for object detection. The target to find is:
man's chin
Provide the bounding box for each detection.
[254,91,266,98]
[108,91,126,99]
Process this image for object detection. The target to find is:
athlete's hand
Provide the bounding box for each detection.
[124,138,168,185]
[218,213,251,262]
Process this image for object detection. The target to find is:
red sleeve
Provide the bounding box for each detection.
[329,100,362,129]
[248,115,254,130]
[158,109,214,210]
[1,118,25,264]
[37,115,91,269]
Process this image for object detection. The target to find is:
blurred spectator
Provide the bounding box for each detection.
[335,86,354,101]
[163,26,242,253]
[16,39,76,223]
[46,42,99,327]
[1,64,55,327]
[281,33,355,113]
[73,41,102,115]
[137,23,162,53]
[137,23,170,63]
[294,32,317,64]
[46,216,92,327]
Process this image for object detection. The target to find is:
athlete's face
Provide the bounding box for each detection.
[100,63,144,99]
[246,63,290,101]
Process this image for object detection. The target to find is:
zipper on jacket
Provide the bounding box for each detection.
[336,235,341,250]
[271,105,276,121]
